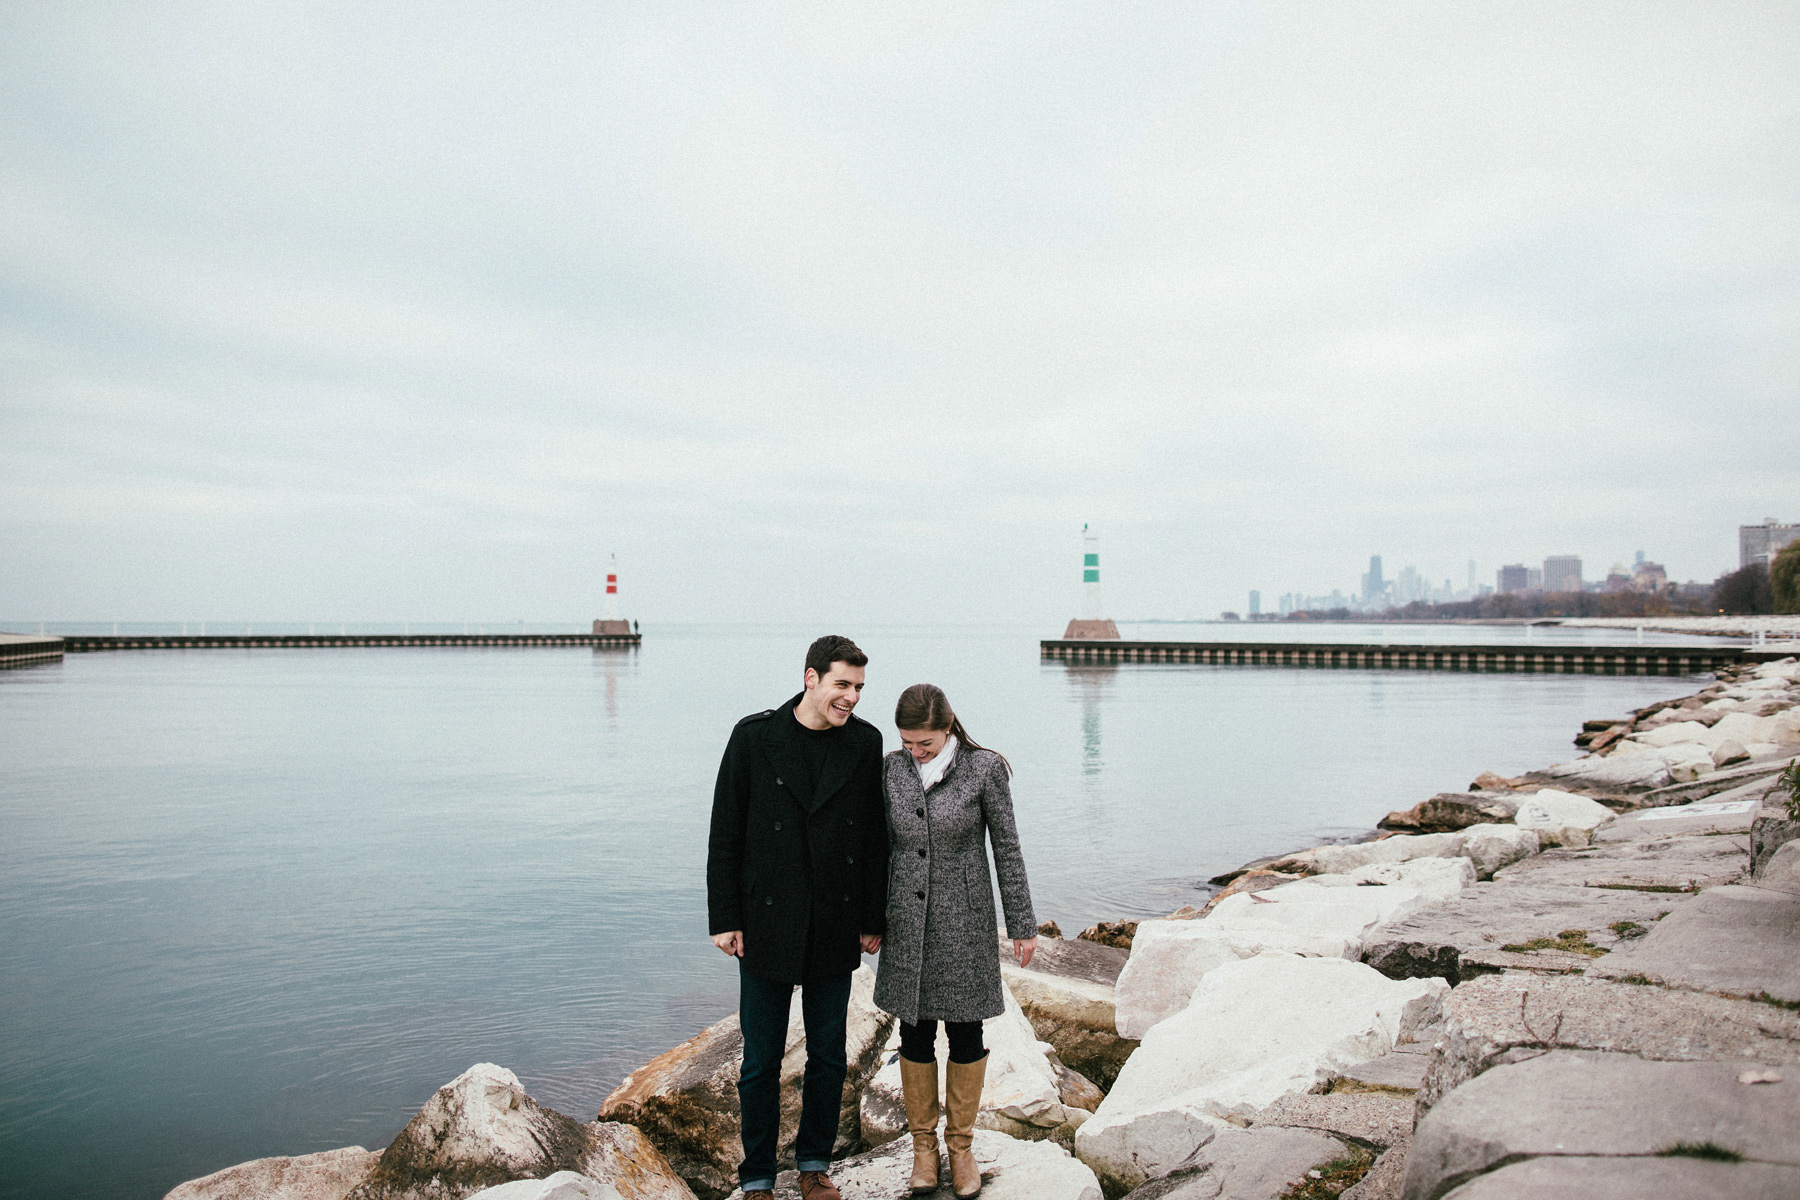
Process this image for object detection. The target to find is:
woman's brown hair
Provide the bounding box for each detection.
[894,683,1010,775]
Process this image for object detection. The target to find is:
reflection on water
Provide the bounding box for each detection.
[0,625,1713,1200]
[1064,664,1114,778]
[594,646,636,725]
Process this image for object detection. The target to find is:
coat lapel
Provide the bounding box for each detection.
[759,695,814,811]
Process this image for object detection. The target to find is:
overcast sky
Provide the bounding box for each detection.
[3,3,1796,627]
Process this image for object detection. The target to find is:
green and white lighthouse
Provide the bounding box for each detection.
[1064,523,1120,639]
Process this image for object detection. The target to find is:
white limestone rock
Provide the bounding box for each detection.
[164,1146,380,1200]
[1511,789,1615,847]
[1541,754,1672,790]
[1074,955,1447,1195]
[1321,856,1476,899]
[468,1174,612,1200]
[1451,824,1539,879]
[726,1128,1100,1200]
[1113,920,1361,1040]
[601,966,891,1198]
[1630,720,1717,749]
[347,1065,694,1200]
[860,984,1076,1149]
[1712,738,1750,767]
[1275,833,1463,877]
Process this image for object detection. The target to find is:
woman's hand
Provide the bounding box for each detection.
[1013,937,1037,968]
[711,931,743,957]
[860,933,883,955]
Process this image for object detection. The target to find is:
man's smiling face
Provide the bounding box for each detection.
[796,661,866,729]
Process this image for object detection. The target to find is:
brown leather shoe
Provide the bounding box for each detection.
[797,1170,842,1200]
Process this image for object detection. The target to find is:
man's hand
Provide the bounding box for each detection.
[860,933,883,955]
[1013,937,1037,968]
[712,931,743,957]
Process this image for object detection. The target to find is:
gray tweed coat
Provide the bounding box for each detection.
[873,745,1036,1025]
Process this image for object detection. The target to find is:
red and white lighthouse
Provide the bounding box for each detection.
[594,554,632,636]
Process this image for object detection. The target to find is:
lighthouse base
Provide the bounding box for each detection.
[1062,619,1120,639]
[593,619,632,635]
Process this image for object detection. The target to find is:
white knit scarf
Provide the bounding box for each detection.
[916,735,959,792]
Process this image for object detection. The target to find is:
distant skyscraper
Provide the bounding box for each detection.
[1742,519,1800,567]
[1543,555,1582,594]
[1497,564,1529,594]
[1361,555,1385,606]
[1248,589,1261,616]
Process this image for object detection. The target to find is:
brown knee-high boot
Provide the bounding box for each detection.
[942,1053,987,1198]
[898,1056,940,1195]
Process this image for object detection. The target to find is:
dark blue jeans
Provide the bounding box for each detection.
[737,964,852,1192]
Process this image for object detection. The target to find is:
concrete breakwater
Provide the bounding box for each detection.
[162,659,1800,1200]
[0,632,64,667]
[55,632,641,652]
[1039,638,1784,675]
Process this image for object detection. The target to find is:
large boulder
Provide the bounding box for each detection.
[1629,720,1721,749]
[1539,753,1672,791]
[1509,789,1613,847]
[860,983,1083,1149]
[467,1175,618,1200]
[1115,861,1472,1041]
[1270,830,1532,883]
[346,1064,693,1200]
[1490,831,1746,892]
[1075,955,1445,1196]
[1114,1127,1351,1200]
[723,1129,1101,1200]
[600,967,892,1199]
[1000,935,1139,1091]
[1268,834,1463,877]
[1415,975,1800,1118]
[1113,920,1361,1041]
[1377,793,1520,835]
[1449,825,1538,880]
[164,1146,381,1200]
[1360,882,1694,986]
[1403,1051,1800,1200]
[1590,841,1800,1004]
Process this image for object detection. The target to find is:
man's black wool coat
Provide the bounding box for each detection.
[707,693,889,985]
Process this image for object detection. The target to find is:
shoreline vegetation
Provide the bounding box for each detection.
[165,659,1800,1200]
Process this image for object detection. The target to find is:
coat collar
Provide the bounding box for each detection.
[761,691,861,813]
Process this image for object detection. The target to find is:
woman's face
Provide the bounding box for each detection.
[898,727,951,764]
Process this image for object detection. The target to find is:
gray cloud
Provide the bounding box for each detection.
[3,2,1796,625]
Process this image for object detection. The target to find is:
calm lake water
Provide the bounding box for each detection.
[0,622,1726,1200]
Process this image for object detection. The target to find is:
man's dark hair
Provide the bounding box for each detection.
[805,634,867,678]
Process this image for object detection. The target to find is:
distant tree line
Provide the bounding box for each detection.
[1281,588,1707,622]
[1715,541,1800,614]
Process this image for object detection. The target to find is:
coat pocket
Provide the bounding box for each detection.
[965,860,997,929]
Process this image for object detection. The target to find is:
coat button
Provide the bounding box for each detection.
[846,855,855,864]
[915,890,925,900]
[774,821,782,831]
[915,808,924,817]
[916,849,926,858]
[775,777,784,786]
[846,817,855,826]
[764,896,774,906]
[843,894,850,902]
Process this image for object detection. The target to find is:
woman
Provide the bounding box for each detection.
[874,684,1036,1199]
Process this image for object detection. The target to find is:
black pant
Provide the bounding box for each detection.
[736,964,851,1191]
[898,1018,984,1064]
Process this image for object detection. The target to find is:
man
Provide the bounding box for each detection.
[707,635,889,1200]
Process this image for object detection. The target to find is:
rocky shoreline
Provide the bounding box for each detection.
[166,658,1800,1200]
